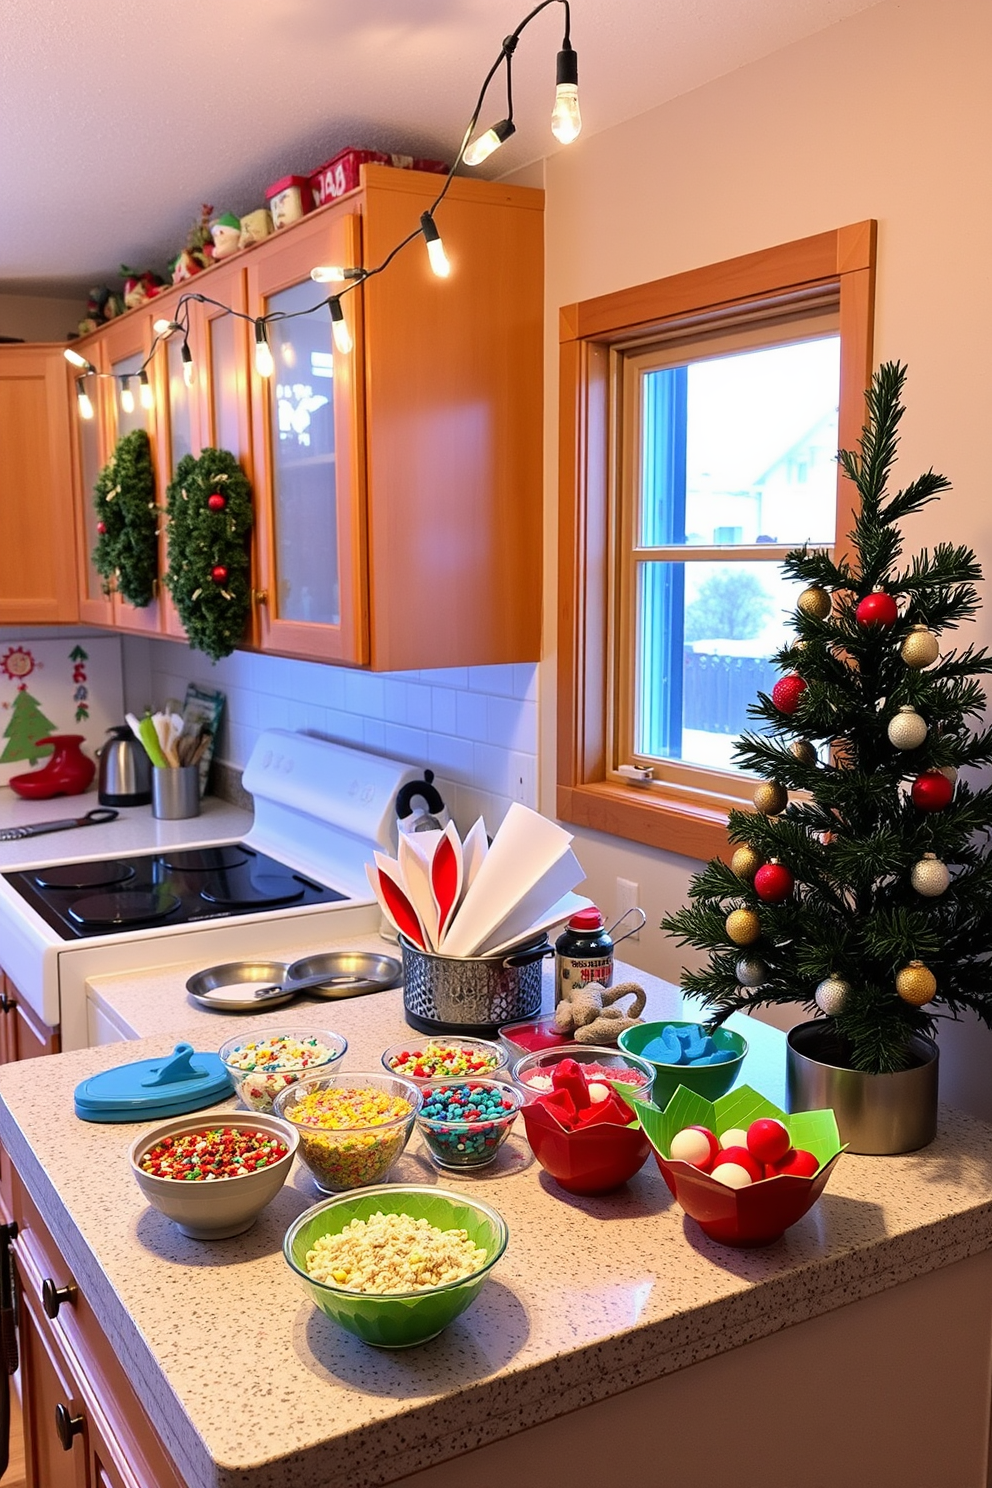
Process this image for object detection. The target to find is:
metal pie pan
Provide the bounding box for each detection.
[284,950,402,999]
[186,960,295,1013]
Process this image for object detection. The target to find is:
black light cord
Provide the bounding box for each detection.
[72,0,574,393]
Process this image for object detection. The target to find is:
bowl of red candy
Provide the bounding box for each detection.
[519,1055,653,1195]
[512,1044,655,1105]
[633,1085,844,1247]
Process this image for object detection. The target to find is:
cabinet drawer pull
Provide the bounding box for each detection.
[42,1278,76,1318]
[252,588,268,606]
[54,1402,84,1451]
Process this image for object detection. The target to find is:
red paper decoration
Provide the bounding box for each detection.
[772,674,807,714]
[855,591,898,628]
[207,493,226,512]
[911,771,954,812]
[754,861,794,904]
[211,565,229,584]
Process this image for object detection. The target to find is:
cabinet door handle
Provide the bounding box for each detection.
[42,1278,76,1319]
[252,588,268,606]
[54,1402,84,1451]
[0,993,13,1014]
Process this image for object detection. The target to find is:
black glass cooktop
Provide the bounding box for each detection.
[3,843,347,940]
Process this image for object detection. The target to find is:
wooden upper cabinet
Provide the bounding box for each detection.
[0,345,79,624]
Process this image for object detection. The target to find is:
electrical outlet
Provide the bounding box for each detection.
[616,876,640,938]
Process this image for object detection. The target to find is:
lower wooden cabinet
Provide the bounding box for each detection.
[0,975,60,1064]
[12,1173,184,1488]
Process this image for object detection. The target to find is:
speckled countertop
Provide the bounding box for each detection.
[3,961,992,1488]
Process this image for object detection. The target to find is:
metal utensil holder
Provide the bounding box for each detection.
[401,936,551,1036]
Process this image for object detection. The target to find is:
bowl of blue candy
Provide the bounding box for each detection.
[415,1079,523,1170]
[619,1020,747,1105]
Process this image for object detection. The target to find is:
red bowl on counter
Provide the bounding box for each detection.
[520,1099,651,1195]
[651,1149,841,1246]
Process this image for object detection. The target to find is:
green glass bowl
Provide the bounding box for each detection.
[284,1184,508,1348]
[618,1020,747,1105]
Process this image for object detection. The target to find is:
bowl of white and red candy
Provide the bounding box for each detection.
[519,1055,653,1194]
[632,1085,844,1246]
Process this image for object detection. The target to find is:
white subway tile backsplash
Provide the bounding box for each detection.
[430,687,458,735]
[513,663,539,701]
[473,742,512,796]
[404,684,433,731]
[468,664,517,697]
[455,691,489,743]
[488,696,536,752]
[426,733,474,781]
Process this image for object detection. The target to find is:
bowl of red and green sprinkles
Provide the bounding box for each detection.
[380,1036,508,1088]
[218,1027,348,1113]
[129,1113,299,1239]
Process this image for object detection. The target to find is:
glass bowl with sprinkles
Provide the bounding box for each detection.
[129,1113,299,1240]
[274,1072,421,1193]
[380,1036,508,1088]
[218,1027,348,1114]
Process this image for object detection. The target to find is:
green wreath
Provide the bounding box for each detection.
[92,429,158,607]
[164,447,253,661]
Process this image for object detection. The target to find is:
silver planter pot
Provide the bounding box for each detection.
[786,1020,938,1155]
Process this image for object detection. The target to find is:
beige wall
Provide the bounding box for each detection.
[0,292,82,342]
[539,0,992,1097]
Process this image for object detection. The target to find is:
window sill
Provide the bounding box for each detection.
[557,780,734,863]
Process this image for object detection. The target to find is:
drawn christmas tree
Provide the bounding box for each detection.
[1,687,55,765]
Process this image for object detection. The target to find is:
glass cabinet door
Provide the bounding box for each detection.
[110,350,154,441]
[101,318,162,633]
[73,370,112,617]
[248,209,367,664]
[165,335,195,471]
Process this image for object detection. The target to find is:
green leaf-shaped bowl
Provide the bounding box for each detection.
[284,1185,508,1347]
[632,1084,845,1247]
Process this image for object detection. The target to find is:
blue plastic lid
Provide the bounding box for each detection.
[74,1042,233,1123]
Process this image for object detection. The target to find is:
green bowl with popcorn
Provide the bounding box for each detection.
[218,1027,348,1114]
[284,1184,509,1347]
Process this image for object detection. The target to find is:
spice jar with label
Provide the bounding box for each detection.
[555,907,614,1004]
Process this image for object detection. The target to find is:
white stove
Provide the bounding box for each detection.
[0,732,419,1051]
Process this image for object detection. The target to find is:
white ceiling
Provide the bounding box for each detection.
[0,0,883,297]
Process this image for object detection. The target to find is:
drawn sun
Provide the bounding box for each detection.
[0,647,35,682]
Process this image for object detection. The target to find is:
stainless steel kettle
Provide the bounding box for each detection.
[97,725,152,807]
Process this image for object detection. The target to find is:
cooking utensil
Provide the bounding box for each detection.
[186,960,295,1012]
[0,807,119,843]
[98,725,152,807]
[283,950,402,999]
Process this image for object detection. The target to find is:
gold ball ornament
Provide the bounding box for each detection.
[753,781,788,816]
[887,705,928,751]
[730,845,763,882]
[900,625,940,669]
[790,739,817,766]
[895,961,937,1006]
[798,585,832,620]
[726,908,761,946]
[910,853,951,897]
[815,975,850,1016]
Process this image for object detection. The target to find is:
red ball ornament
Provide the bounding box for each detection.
[753,861,794,904]
[855,590,898,628]
[765,1148,819,1179]
[771,674,807,714]
[210,565,229,584]
[711,1147,763,1188]
[746,1118,791,1165]
[96,521,106,535]
[669,1126,720,1172]
[207,492,226,512]
[911,770,954,811]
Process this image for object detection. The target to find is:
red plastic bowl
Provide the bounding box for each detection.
[653,1149,842,1246]
[520,1101,651,1195]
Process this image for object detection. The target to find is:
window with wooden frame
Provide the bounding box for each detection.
[557,222,876,863]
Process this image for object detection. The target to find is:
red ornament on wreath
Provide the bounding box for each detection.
[210,565,229,584]
[207,492,226,512]
[772,674,807,714]
[855,590,898,628]
[911,771,954,812]
[96,521,106,535]
[753,860,794,904]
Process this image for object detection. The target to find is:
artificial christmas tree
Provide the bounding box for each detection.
[663,364,992,1127]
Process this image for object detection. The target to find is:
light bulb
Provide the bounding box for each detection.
[552,45,582,144]
[420,211,451,279]
[463,118,516,167]
[254,322,274,378]
[76,384,94,420]
[120,378,135,414]
[181,341,196,388]
[154,318,179,337]
[139,370,153,409]
[329,298,353,355]
[64,347,94,370]
[311,266,346,283]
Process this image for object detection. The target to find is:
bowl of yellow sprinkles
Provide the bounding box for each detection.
[273,1072,420,1192]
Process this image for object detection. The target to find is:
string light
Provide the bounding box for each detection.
[463,118,516,167]
[120,377,135,414]
[254,321,275,379]
[551,37,581,142]
[153,318,180,337]
[64,348,95,372]
[139,370,153,409]
[181,340,196,388]
[419,212,451,278]
[329,298,353,355]
[76,382,94,420]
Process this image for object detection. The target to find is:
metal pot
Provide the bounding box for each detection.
[400,935,551,1036]
[786,1020,938,1155]
[98,725,152,807]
